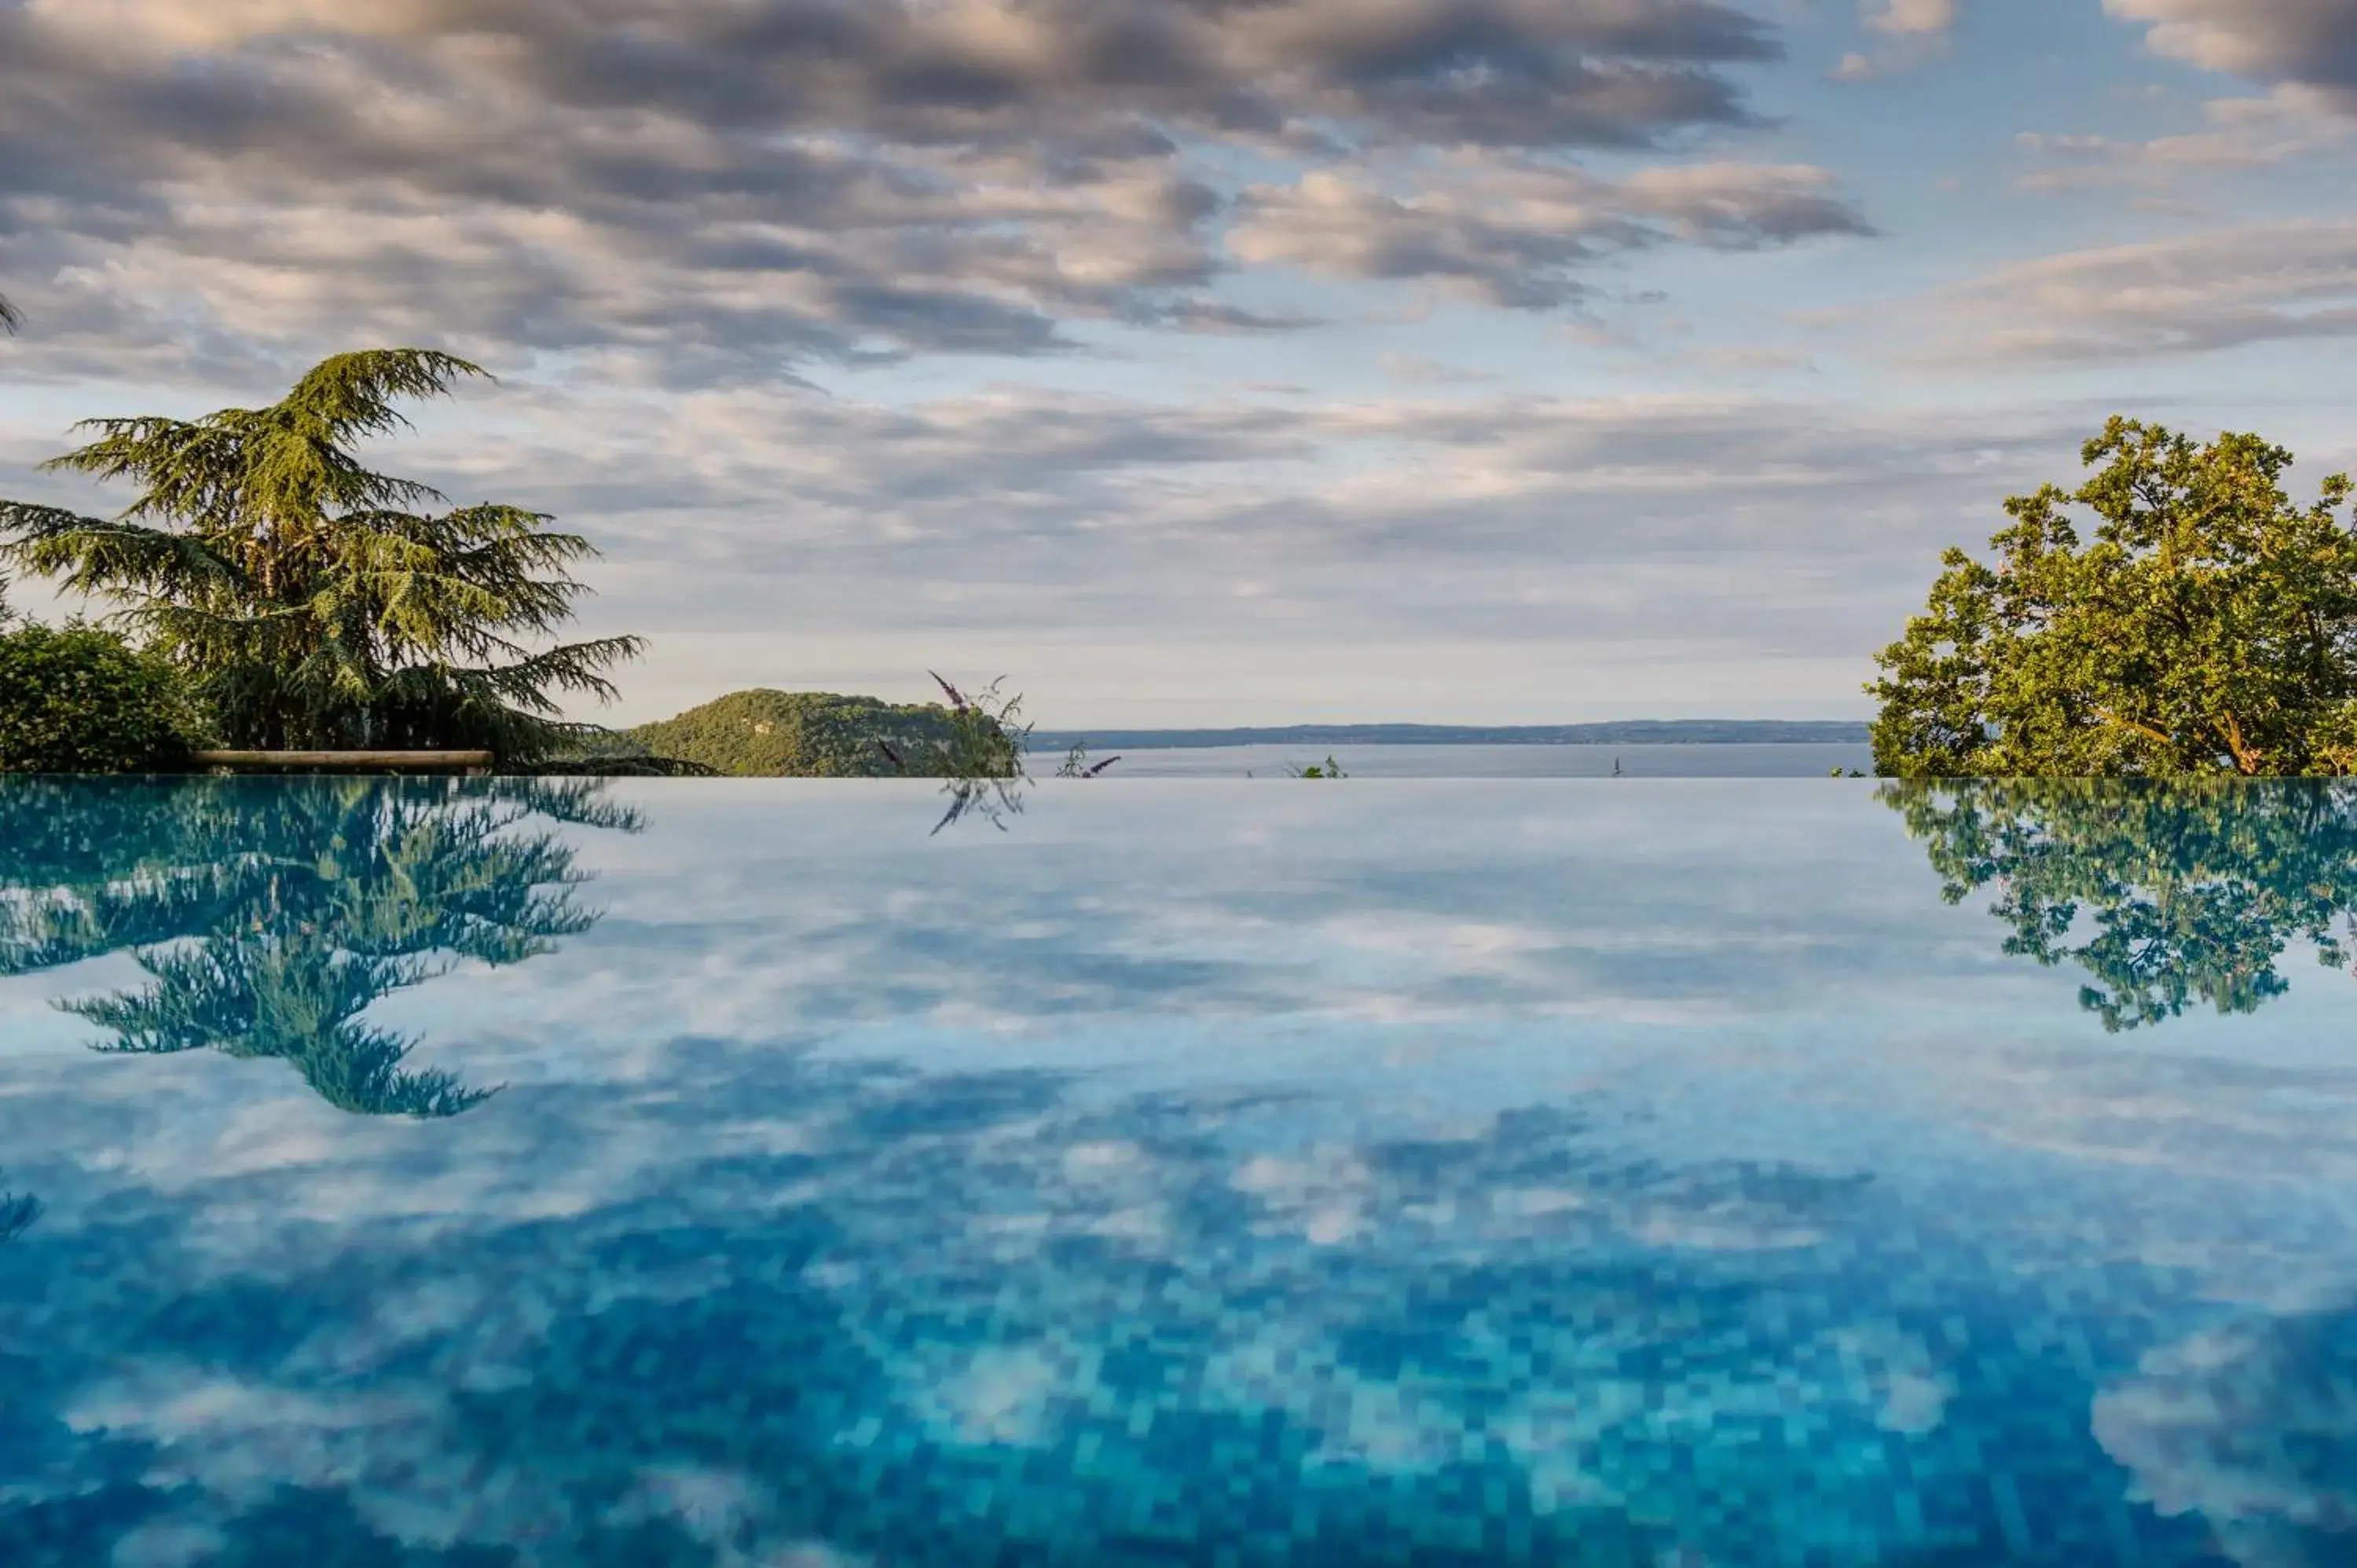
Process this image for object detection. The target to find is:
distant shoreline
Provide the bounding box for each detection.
[1026,721,1871,751]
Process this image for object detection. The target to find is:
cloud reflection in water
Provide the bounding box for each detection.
[0,779,2352,1565]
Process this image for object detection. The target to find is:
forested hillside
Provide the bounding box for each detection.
[624,690,965,777]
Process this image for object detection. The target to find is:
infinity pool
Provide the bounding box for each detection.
[2,778,2352,1566]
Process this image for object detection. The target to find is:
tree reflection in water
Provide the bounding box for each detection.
[1882,779,2357,1030]
[0,1179,35,1243]
[0,776,635,1116]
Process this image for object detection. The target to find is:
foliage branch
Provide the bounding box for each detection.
[1883,778,2357,1030]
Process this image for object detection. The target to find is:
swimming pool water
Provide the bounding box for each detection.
[2,776,2352,1566]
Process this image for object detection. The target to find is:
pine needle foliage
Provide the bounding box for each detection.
[0,775,631,1116]
[0,350,643,763]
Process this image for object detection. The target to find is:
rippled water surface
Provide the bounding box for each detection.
[2,777,2353,1567]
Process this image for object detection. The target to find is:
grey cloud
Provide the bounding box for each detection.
[0,0,1814,385]
[391,0,1785,145]
[1380,352,1503,384]
[1233,170,1618,309]
[2109,0,2357,111]
[1617,160,1875,244]
[1230,159,1868,308]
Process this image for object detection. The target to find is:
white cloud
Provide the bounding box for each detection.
[2017,84,2353,189]
[1866,0,1957,38]
[1833,0,1959,79]
[1911,219,2357,362]
[2095,1308,2357,1566]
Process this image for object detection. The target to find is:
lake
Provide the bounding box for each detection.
[1029,742,1876,778]
[1,776,2351,1566]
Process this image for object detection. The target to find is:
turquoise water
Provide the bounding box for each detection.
[2,777,2353,1567]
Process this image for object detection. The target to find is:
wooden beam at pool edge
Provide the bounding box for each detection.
[188,749,495,776]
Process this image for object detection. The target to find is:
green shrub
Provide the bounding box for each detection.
[0,619,199,773]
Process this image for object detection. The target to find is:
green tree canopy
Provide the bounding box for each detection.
[1870,418,2357,778]
[0,350,643,763]
[0,618,200,773]
[626,688,969,778]
[1884,779,2357,1030]
[0,775,632,1116]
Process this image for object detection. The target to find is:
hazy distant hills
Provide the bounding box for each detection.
[1027,720,1871,750]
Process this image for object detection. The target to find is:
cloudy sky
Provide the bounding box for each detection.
[2,0,2354,727]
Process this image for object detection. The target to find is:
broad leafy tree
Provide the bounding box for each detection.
[1884,779,2357,1030]
[0,775,633,1116]
[1871,419,2357,778]
[0,350,643,762]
